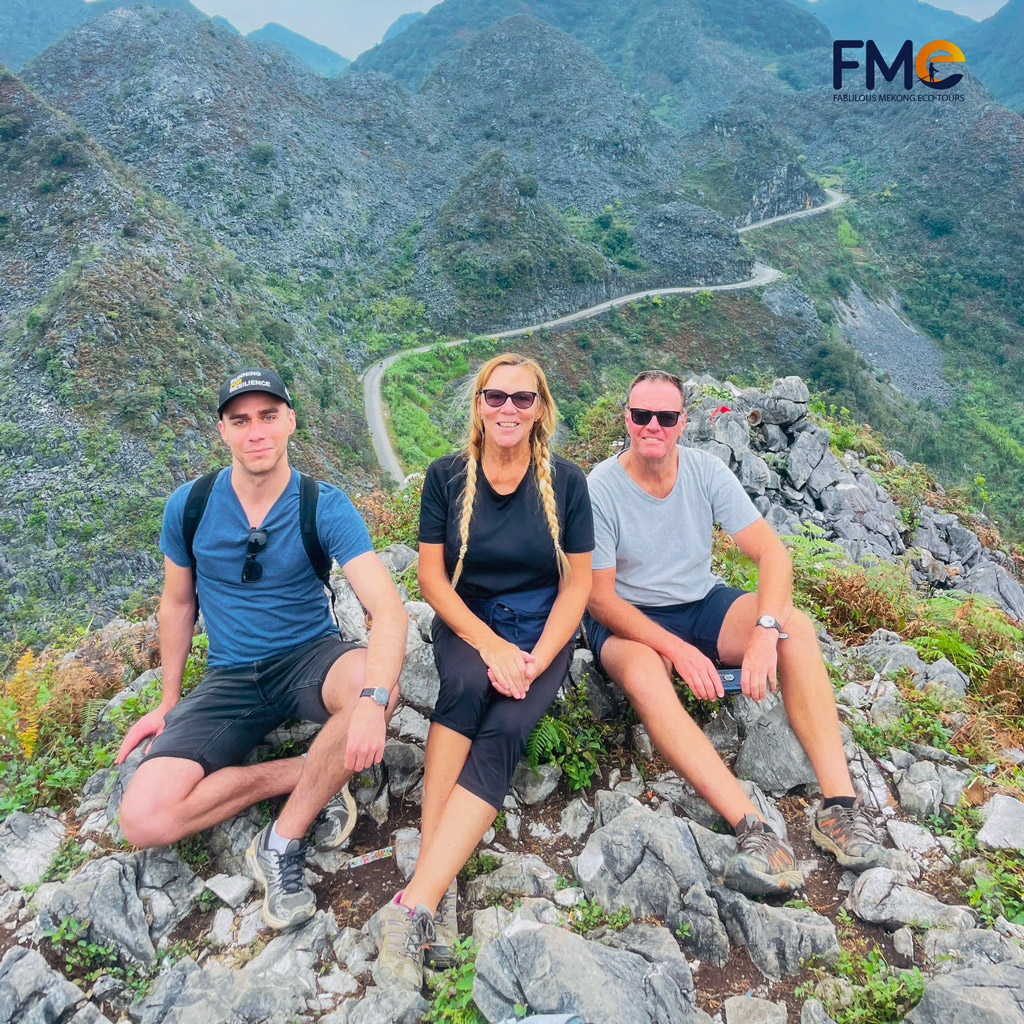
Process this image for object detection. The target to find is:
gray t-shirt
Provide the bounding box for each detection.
[588,446,761,606]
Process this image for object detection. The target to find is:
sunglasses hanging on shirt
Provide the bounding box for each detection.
[242,527,268,583]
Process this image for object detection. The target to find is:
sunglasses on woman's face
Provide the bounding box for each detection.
[478,389,539,410]
[628,407,682,428]
[242,527,268,583]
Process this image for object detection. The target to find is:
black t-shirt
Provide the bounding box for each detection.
[419,452,595,601]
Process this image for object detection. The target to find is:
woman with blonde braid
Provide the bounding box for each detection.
[370,353,594,990]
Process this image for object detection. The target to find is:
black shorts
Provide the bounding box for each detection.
[583,584,747,672]
[142,634,362,775]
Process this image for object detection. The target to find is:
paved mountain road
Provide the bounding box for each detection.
[364,189,847,485]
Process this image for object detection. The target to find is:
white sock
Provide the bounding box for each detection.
[267,820,296,853]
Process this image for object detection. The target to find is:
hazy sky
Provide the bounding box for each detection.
[190,1,440,58]
[186,0,1006,59]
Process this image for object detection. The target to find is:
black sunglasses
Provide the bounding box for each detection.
[242,527,268,583]
[628,407,682,428]
[478,389,539,410]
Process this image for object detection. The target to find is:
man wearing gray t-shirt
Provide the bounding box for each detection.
[584,370,888,894]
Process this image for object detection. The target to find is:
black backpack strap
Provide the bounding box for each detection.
[182,469,221,580]
[181,468,221,622]
[298,473,338,623]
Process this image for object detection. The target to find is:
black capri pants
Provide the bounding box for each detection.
[429,617,575,809]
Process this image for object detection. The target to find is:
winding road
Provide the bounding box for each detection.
[363,188,848,485]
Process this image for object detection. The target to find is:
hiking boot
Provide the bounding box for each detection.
[723,814,804,895]
[812,794,889,871]
[368,896,435,991]
[313,781,357,849]
[426,878,459,970]
[245,823,316,930]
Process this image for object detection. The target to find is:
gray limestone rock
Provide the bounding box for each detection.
[894,927,915,959]
[801,998,839,1024]
[397,631,440,713]
[784,428,828,489]
[733,696,817,795]
[87,667,162,744]
[739,451,772,497]
[724,995,786,1024]
[846,868,975,930]
[704,704,741,760]
[393,826,421,880]
[134,847,204,944]
[473,920,713,1024]
[140,960,307,1024]
[954,563,1024,622]
[510,762,562,805]
[465,852,558,904]
[923,658,970,699]
[807,451,843,499]
[559,798,594,841]
[206,805,262,876]
[472,905,513,945]
[327,575,369,644]
[923,927,1024,973]
[38,854,156,965]
[937,765,970,810]
[904,962,1024,1024]
[245,910,337,998]
[576,805,729,965]
[347,985,428,1024]
[204,873,253,909]
[130,955,199,1024]
[593,789,642,828]
[403,600,436,641]
[886,820,944,857]
[383,739,425,798]
[0,808,65,888]
[897,761,944,819]
[772,376,810,405]
[714,412,751,456]
[378,543,417,577]
[0,945,102,1024]
[977,794,1024,853]
[390,705,429,744]
[712,885,838,979]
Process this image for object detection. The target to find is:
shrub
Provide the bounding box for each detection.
[249,142,275,165]
[0,113,26,140]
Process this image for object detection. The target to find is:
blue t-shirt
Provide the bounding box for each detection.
[160,468,373,666]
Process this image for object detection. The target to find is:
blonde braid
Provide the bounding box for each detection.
[450,430,481,589]
[532,432,571,580]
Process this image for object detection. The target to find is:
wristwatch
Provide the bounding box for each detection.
[359,686,390,707]
[755,614,789,640]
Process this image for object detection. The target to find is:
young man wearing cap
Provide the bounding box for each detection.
[584,370,888,894]
[116,368,408,929]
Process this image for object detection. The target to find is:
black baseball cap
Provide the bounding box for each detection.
[217,368,292,416]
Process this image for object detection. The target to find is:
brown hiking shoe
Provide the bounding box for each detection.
[812,794,889,871]
[426,878,458,970]
[723,814,804,895]
[368,897,435,991]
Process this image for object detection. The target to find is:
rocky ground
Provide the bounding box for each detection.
[2,377,1024,1024]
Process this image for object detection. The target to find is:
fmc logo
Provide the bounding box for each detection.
[833,39,965,91]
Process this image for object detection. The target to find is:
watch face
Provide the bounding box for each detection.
[373,687,389,706]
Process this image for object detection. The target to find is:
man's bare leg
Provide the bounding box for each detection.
[600,636,757,827]
[275,648,398,840]
[717,595,854,799]
[119,756,303,848]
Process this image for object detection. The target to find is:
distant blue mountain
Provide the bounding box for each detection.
[247,22,350,77]
[382,11,425,43]
[793,0,976,54]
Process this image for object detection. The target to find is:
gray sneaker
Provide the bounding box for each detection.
[723,814,805,896]
[426,879,458,969]
[368,897,435,991]
[245,823,316,930]
[313,781,357,849]
[812,794,890,871]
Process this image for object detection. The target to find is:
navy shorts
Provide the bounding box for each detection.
[142,633,362,775]
[583,584,748,671]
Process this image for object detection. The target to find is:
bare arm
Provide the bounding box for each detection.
[730,518,794,700]
[115,558,195,762]
[587,566,724,700]
[339,549,408,770]
[418,542,534,698]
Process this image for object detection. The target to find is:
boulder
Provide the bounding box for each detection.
[397,631,440,713]
[473,920,713,1024]
[134,848,204,944]
[733,696,817,795]
[711,885,839,980]
[204,873,253,909]
[896,760,944,819]
[403,600,435,641]
[922,658,969,699]
[923,927,1024,973]
[784,428,828,489]
[0,809,65,888]
[904,962,1024,1024]
[846,868,975,930]
[955,563,1024,622]
[723,995,786,1024]
[393,827,421,881]
[0,945,106,1024]
[347,985,428,1024]
[559,798,594,841]
[245,910,337,998]
[511,762,561,805]
[465,853,559,904]
[977,795,1024,853]
[576,805,729,965]
[382,739,425,798]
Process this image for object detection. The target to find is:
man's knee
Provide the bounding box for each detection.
[118,760,200,848]
[603,642,673,707]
